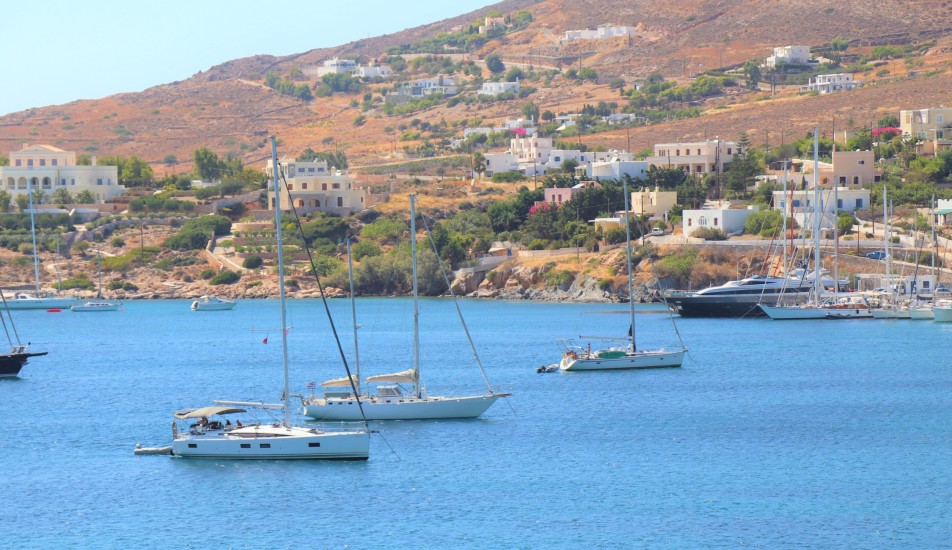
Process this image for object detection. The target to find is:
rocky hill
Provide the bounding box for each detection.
[2,0,951,176]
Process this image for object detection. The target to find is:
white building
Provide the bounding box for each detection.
[307,57,357,77]
[645,140,738,174]
[389,76,458,101]
[479,80,520,96]
[585,159,649,181]
[265,158,365,216]
[353,64,392,79]
[482,153,520,177]
[510,136,553,163]
[562,25,634,42]
[801,73,858,94]
[682,204,759,238]
[765,45,810,68]
[1,144,124,204]
[772,188,870,214]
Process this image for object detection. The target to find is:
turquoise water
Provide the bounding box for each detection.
[3,299,952,548]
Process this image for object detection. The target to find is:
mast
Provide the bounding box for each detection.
[833,179,839,295]
[270,135,291,428]
[781,161,788,277]
[622,177,636,352]
[27,178,41,295]
[97,247,103,299]
[346,237,360,392]
[883,184,890,301]
[812,128,821,301]
[410,194,421,398]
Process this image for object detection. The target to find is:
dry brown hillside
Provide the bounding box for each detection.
[2,0,951,175]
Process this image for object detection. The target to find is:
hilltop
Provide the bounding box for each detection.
[1,0,951,177]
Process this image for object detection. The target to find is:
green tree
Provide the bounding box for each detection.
[15,194,30,212]
[31,189,46,205]
[120,155,154,186]
[76,189,96,204]
[743,61,761,90]
[485,54,504,74]
[725,132,760,194]
[471,151,486,180]
[561,159,579,173]
[52,189,74,204]
[0,190,10,212]
[521,101,540,122]
[193,147,223,182]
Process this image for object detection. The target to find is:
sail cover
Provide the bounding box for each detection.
[365,369,418,384]
[321,375,358,388]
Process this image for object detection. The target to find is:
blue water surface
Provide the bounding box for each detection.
[2,299,951,548]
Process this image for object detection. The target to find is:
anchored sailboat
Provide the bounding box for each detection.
[558,177,686,371]
[169,136,369,459]
[303,195,510,420]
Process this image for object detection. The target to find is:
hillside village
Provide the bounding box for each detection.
[1,0,952,302]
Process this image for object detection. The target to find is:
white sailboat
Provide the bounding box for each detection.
[559,177,686,371]
[302,195,510,420]
[71,248,121,312]
[870,189,910,319]
[170,136,369,460]
[759,131,872,320]
[4,184,73,310]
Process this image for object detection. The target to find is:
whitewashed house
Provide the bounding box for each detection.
[1,144,125,203]
[265,158,365,216]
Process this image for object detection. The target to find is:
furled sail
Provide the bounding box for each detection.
[365,369,418,384]
[321,375,359,388]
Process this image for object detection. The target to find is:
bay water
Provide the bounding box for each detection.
[2,298,951,548]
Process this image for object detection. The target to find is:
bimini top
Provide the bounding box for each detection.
[173,406,246,420]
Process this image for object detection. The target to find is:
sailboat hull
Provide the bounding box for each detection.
[560,349,684,371]
[759,304,873,319]
[304,393,508,421]
[4,296,74,310]
[171,425,369,460]
[0,351,48,377]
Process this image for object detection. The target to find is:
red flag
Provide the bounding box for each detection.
[262,337,268,344]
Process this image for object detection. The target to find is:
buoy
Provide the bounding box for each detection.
[47,308,62,313]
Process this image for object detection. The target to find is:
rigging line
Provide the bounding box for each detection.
[418,208,497,393]
[277,166,370,428]
[647,257,687,349]
[0,290,16,348]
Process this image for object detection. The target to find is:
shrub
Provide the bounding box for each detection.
[351,241,381,261]
[111,237,125,247]
[543,269,575,289]
[57,273,95,291]
[604,227,627,245]
[691,227,728,240]
[528,239,547,250]
[209,270,240,285]
[242,255,263,269]
[200,268,216,280]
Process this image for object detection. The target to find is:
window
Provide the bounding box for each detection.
[187,444,197,448]
[287,183,293,190]
[855,198,863,208]
[938,115,945,124]
[71,178,76,186]
[240,444,250,449]
[27,159,33,167]
[308,442,321,448]
[698,216,708,226]
[296,199,304,207]
[727,148,733,155]
[688,218,692,226]
[332,183,340,189]
[337,197,343,207]
[713,217,718,226]
[853,176,859,185]
[321,183,327,191]
[60,179,66,186]
[260,443,271,448]
[97,178,103,185]
[837,199,843,209]
[676,150,680,156]
[15,160,21,166]
[40,159,46,166]
[316,200,321,207]
[301,183,308,190]
[52,159,57,166]
[839,177,846,184]
[308,167,314,173]
[858,160,865,165]
[793,199,801,207]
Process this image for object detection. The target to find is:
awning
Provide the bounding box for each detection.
[366,369,417,384]
[173,406,246,420]
[321,375,358,388]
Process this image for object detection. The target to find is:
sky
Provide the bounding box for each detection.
[2,0,496,116]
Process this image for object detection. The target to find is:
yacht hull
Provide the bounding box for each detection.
[4,297,74,310]
[933,306,952,322]
[171,425,369,460]
[561,349,685,371]
[0,351,48,377]
[304,393,508,421]
[759,304,873,320]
